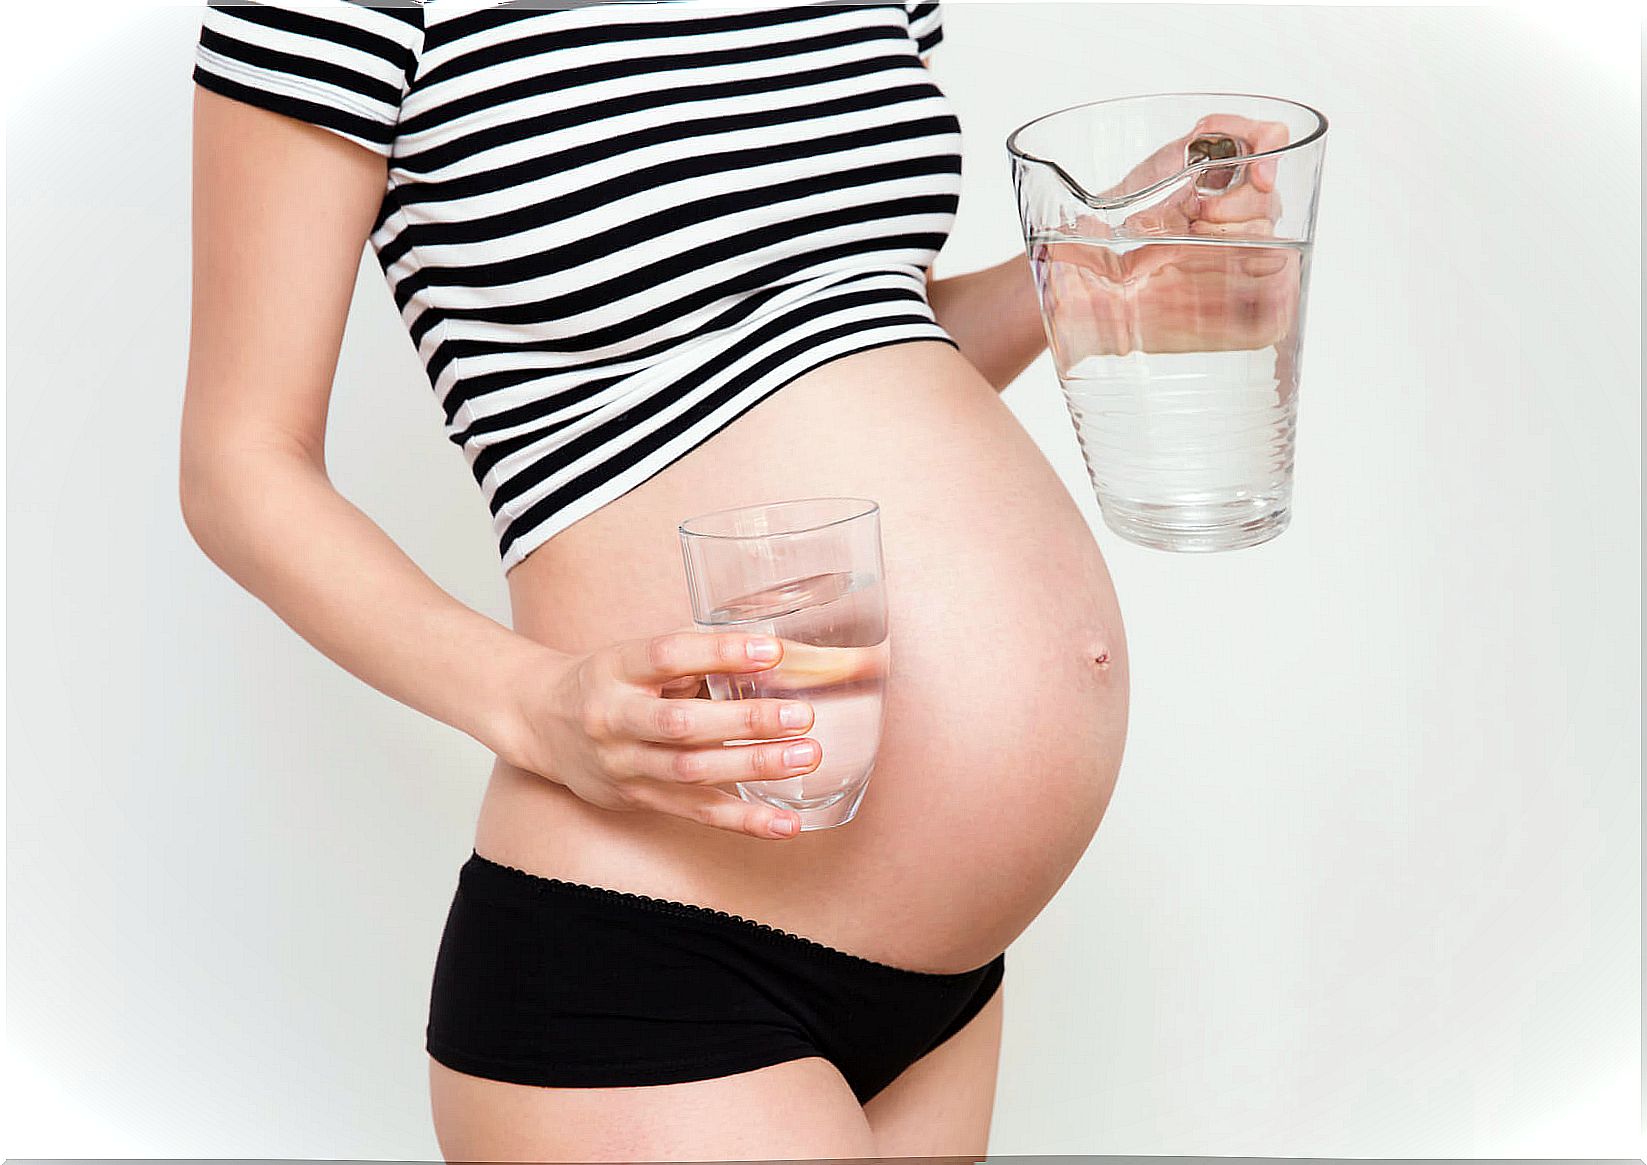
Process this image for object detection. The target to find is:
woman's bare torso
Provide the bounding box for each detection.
[476,338,1128,973]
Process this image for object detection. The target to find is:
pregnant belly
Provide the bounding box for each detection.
[478,340,1129,973]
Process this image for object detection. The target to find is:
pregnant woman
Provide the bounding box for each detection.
[182,1,1147,1158]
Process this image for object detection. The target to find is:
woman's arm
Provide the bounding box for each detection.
[180,89,559,760]
[926,252,1049,392]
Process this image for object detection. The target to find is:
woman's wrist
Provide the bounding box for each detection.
[478,632,577,774]
[991,251,1051,378]
[927,252,1048,390]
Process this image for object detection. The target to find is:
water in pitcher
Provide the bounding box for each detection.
[698,569,889,817]
[1030,234,1313,550]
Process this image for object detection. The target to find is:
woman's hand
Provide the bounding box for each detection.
[496,630,822,840]
[1104,112,1290,236]
[1038,113,1302,361]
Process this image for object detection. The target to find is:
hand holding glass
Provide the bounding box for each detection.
[678,498,889,832]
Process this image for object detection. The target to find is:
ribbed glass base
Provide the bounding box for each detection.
[1100,498,1291,552]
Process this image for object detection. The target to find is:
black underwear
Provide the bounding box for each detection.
[426,850,1005,1105]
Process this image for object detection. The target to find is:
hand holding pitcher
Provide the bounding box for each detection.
[1038,113,1302,359]
[1007,93,1328,552]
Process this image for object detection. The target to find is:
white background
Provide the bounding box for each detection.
[4,1,1640,1157]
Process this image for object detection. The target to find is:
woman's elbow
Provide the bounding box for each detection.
[178,450,238,564]
[176,432,306,562]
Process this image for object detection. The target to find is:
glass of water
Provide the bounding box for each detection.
[677,498,890,832]
[1008,93,1328,551]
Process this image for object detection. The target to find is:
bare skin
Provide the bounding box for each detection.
[479,333,1126,976]
[184,85,1031,1160]
[184,66,1274,1161]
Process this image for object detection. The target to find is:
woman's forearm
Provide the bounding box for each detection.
[179,444,562,763]
[926,251,1049,391]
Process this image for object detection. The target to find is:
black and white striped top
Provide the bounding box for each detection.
[193,0,961,572]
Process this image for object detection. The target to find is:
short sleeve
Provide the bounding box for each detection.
[905,0,943,58]
[192,0,425,158]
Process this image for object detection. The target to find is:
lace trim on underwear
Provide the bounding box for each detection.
[468,851,982,980]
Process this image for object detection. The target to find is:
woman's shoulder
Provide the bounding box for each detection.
[191,0,426,158]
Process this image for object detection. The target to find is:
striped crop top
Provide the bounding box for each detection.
[192,0,963,572]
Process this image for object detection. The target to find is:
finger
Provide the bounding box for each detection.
[656,623,714,698]
[1192,114,1291,192]
[616,692,815,746]
[1252,155,1279,193]
[1110,134,1202,199]
[616,630,784,687]
[1193,114,1291,155]
[623,736,822,787]
[1189,215,1279,240]
[1103,237,1184,284]
[1190,183,1281,226]
[1121,195,1196,239]
[626,779,803,840]
[1234,246,1299,280]
[1072,210,1116,241]
[767,640,886,687]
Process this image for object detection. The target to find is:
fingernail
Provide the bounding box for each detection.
[771,816,797,836]
[747,638,780,660]
[779,702,810,729]
[784,741,818,767]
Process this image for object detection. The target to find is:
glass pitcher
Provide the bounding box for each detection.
[1008,93,1328,551]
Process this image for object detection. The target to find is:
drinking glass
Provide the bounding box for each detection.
[677,498,890,831]
[1008,92,1328,551]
